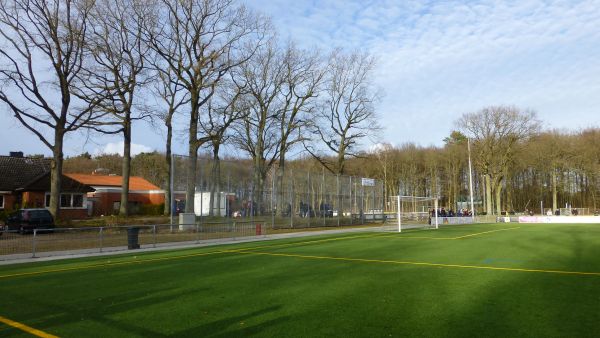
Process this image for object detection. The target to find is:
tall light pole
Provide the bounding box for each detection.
[467,137,475,220]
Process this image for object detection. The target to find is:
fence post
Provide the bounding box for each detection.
[322,170,326,227]
[99,227,104,253]
[290,173,294,228]
[361,183,365,224]
[32,229,37,258]
[153,225,157,248]
[196,223,200,244]
[271,176,275,231]
[350,176,353,225]
[307,171,311,228]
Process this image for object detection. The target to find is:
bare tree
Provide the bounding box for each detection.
[200,80,247,216]
[369,142,397,204]
[231,40,284,213]
[0,0,100,218]
[146,0,268,213]
[274,43,325,215]
[442,131,468,210]
[151,68,190,215]
[458,105,540,215]
[75,0,153,216]
[528,130,575,212]
[306,49,381,175]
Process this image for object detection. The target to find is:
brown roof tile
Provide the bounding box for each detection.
[0,156,51,191]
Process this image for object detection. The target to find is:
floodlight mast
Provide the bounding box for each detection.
[467,137,475,221]
[397,184,402,233]
[434,198,439,229]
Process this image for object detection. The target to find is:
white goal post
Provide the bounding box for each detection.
[389,195,439,232]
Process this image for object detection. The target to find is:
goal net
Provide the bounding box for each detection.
[559,207,590,216]
[382,196,439,232]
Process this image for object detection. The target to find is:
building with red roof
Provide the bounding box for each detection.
[65,172,165,216]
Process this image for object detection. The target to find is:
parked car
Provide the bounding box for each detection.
[5,209,55,234]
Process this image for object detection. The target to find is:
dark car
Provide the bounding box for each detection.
[6,209,55,234]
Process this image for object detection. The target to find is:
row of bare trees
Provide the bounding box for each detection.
[61,105,600,216]
[0,0,380,218]
[357,106,600,214]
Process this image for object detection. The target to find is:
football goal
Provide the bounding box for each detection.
[382,196,439,232]
[559,207,590,216]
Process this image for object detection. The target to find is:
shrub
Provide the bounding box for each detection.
[138,204,164,216]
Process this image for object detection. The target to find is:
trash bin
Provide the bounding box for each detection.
[127,227,140,249]
[255,223,262,236]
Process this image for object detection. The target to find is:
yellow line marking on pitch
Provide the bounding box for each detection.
[0,234,382,280]
[0,315,59,338]
[228,250,600,277]
[237,233,387,251]
[453,227,520,239]
[0,226,518,280]
[375,234,455,240]
[0,250,229,279]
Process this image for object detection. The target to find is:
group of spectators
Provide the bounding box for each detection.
[545,208,579,216]
[429,208,472,217]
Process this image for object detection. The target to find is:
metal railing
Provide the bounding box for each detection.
[0,221,268,260]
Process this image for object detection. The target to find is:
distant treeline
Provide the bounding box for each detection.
[63,127,600,214]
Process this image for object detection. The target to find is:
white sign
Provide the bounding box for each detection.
[361,178,375,186]
[518,216,600,224]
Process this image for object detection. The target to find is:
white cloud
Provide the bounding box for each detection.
[94,141,153,157]
[3,0,598,156]
[248,0,600,146]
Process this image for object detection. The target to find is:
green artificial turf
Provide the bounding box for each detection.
[2,223,600,337]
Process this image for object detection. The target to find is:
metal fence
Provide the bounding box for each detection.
[171,155,387,229]
[0,156,391,261]
[0,214,501,260]
[0,221,268,259]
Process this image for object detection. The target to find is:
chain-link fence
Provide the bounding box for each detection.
[171,155,386,229]
[0,221,268,259]
[0,156,388,261]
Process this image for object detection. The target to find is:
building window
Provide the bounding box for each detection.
[45,193,85,209]
[0,195,4,209]
[72,194,83,208]
[60,194,70,208]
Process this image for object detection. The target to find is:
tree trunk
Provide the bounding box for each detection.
[49,129,65,219]
[591,177,597,210]
[185,101,199,213]
[485,174,493,215]
[481,174,486,213]
[164,119,172,216]
[252,159,266,217]
[119,120,131,216]
[506,179,513,212]
[185,146,198,214]
[209,143,221,217]
[276,152,285,217]
[336,143,346,175]
[495,178,503,215]
[552,169,558,212]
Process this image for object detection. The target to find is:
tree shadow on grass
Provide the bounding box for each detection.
[432,227,600,337]
[172,305,288,337]
[9,284,211,337]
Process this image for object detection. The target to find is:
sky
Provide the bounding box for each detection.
[1,0,599,157]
